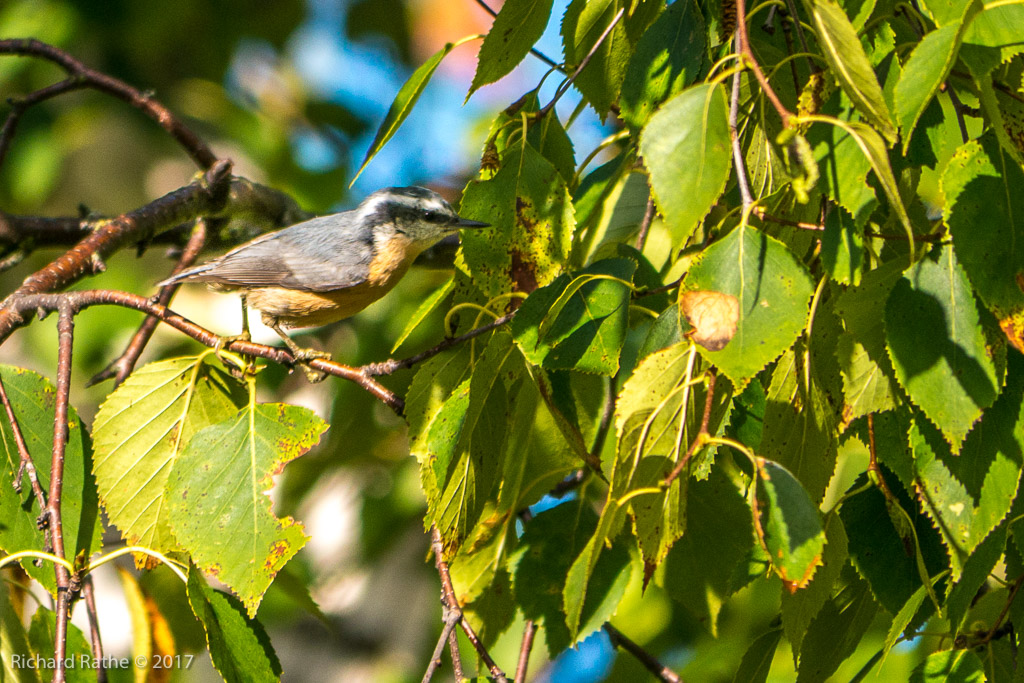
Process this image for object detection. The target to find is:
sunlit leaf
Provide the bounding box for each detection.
[353,38,468,183]
[885,245,1000,452]
[92,356,246,560]
[754,458,825,588]
[167,400,327,616]
[470,0,554,96]
[942,134,1024,353]
[802,0,897,143]
[682,224,814,388]
[619,0,704,128]
[640,83,731,247]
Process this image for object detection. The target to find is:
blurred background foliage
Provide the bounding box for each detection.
[0,0,924,681]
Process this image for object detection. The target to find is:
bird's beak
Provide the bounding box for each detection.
[454,217,490,229]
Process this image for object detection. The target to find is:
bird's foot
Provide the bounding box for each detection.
[214,331,254,379]
[289,347,332,383]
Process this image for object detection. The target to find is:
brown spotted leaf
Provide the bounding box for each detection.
[679,290,739,351]
[167,401,327,616]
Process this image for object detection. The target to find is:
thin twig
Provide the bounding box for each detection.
[472,0,562,71]
[730,31,754,211]
[0,39,217,168]
[538,8,625,119]
[50,302,75,683]
[663,372,717,487]
[516,620,538,683]
[421,611,460,683]
[0,78,87,169]
[1,290,404,414]
[0,372,47,514]
[864,228,944,242]
[753,208,824,231]
[362,311,514,376]
[81,575,106,683]
[978,573,1024,647]
[736,0,794,126]
[635,196,656,251]
[430,526,508,683]
[87,219,208,387]
[604,624,682,683]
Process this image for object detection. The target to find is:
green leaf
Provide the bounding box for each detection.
[527,110,577,184]
[834,260,905,424]
[512,257,636,375]
[802,0,897,143]
[683,224,815,388]
[885,244,1000,452]
[92,356,245,557]
[803,116,912,242]
[186,566,281,683]
[560,0,640,117]
[167,401,327,616]
[809,120,877,225]
[512,501,633,655]
[27,609,93,683]
[733,629,783,683]
[640,83,731,247]
[391,276,454,353]
[755,459,826,588]
[662,467,753,635]
[894,20,971,154]
[461,144,574,298]
[882,580,931,662]
[821,207,866,287]
[0,583,38,683]
[0,365,101,595]
[840,472,948,616]
[619,0,705,128]
[782,514,849,658]
[796,569,879,683]
[942,134,1024,354]
[909,650,985,682]
[761,349,839,503]
[429,334,523,552]
[470,0,554,96]
[353,39,465,183]
[945,523,1006,634]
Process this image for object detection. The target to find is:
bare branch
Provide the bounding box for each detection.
[635,196,656,252]
[729,33,754,211]
[538,8,624,119]
[516,620,538,683]
[430,526,508,683]
[736,0,794,126]
[1,290,404,414]
[0,39,217,169]
[362,311,514,377]
[81,576,106,683]
[0,172,306,340]
[88,219,208,387]
[50,302,75,683]
[605,623,682,683]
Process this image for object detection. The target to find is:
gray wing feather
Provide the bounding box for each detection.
[175,214,374,292]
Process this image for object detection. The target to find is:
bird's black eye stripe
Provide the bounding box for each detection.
[424,209,447,223]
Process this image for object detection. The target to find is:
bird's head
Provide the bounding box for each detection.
[356,186,489,251]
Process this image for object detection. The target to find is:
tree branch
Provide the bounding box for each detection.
[516,620,538,683]
[0,39,217,169]
[663,371,717,487]
[604,623,682,683]
[430,526,508,683]
[0,290,405,414]
[0,171,306,339]
[362,311,515,377]
[87,219,208,387]
[736,0,794,126]
[50,302,75,683]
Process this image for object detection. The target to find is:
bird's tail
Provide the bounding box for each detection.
[155,262,216,288]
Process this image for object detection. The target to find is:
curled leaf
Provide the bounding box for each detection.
[679,290,740,351]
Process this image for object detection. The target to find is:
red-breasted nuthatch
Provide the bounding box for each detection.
[161,186,488,377]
